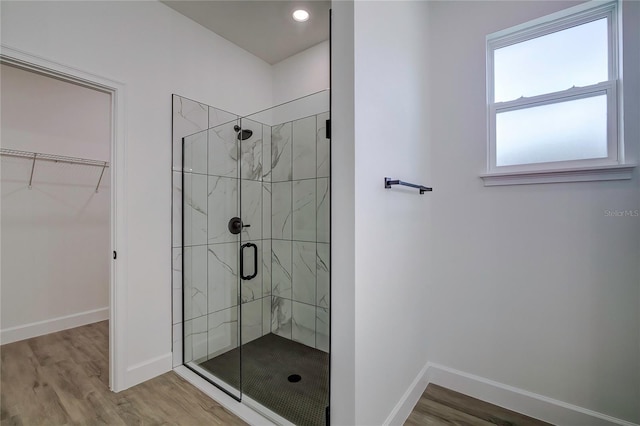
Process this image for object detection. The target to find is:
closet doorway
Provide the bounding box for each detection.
[0,62,114,385]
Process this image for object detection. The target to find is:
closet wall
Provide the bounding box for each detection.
[0,64,111,344]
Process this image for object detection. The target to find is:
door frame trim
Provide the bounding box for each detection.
[0,44,128,392]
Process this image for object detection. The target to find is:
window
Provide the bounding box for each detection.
[483,1,634,185]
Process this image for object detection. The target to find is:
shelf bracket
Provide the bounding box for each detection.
[96,163,107,193]
[28,153,37,189]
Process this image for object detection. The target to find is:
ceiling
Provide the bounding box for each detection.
[162,1,330,65]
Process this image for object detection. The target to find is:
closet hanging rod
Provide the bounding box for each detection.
[0,148,109,167]
[0,148,110,192]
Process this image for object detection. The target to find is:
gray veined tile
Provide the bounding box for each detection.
[208,243,238,313]
[172,247,182,290]
[173,287,183,325]
[262,124,272,182]
[172,323,183,367]
[207,176,239,244]
[240,180,262,242]
[241,299,262,344]
[184,246,207,321]
[239,118,263,181]
[316,243,330,308]
[271,296,292,339]
[292,116,317,180]
[191,315,209,362]
[271,122,292,182]
[272,182,292,240]
[173,95,208,171]
[262,297,271,335]
[174,96,209,129]
[183,173,208,246]
[209,106,238,129]
[262,239,272,296]
[183,130,207,174]
[240,240,262,303]
[208,307,239,358]
[184,320,193,363]
[293,179,316,242]
[317,112,330,178]
[317,178,330,244]
[293,241,316,305]
[272,240,292,299]
[208,123,238,178]
[316,307,329,353]
[172,171,182,248]
[292,301,316,348]
[262,183,272,240]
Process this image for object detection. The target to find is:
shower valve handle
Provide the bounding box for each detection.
[228,217,251,234]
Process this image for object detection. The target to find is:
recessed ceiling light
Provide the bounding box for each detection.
[292,9,310,22]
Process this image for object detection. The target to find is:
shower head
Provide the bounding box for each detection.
[233,125,253,141]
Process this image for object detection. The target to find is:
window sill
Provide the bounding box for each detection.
[480,163,636,186]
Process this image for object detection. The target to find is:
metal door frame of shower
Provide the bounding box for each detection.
[0,44,128,392]
[328,9,332,426]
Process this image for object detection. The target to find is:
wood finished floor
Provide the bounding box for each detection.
[0,321,246,426]
[405,383,553,426]
[1,321,553,426]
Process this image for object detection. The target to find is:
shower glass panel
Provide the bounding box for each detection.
[182,90,330,425]
[182,114,242,400]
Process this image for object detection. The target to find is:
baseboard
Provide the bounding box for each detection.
[384,361,430,425]
[0,307,109,345]
[424,363,638,426]
[126,352,173,389]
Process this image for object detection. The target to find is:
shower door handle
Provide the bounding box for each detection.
[240,242,258,280]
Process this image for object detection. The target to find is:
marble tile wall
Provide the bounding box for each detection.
[173,95,330,371]
[270,111,330,353]
[173,96,209,368]
[173,95,273,368]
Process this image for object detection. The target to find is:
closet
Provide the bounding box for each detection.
[0,63,111,347]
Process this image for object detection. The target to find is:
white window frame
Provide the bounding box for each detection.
[482,0,635,186]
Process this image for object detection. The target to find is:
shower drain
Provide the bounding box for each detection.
[287,374,301,383]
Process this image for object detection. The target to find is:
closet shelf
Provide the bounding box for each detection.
[0,148,110,192]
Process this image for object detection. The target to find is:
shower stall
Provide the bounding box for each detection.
[178,90,330,425]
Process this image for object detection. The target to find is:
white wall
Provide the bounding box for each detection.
[351,1,431,424]
[272,40,329,106]
[0,0,273,388]
[329,2,356,424]
[0,64,111,160]
[333,1,639,424]
[1,63,111,343]
[426,1,640,423]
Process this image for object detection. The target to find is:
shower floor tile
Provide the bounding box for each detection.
[199,333,329,426]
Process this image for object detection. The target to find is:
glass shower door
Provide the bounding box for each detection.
[182,115,242,400]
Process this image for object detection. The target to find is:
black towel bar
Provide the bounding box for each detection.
[384,177,432,194]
